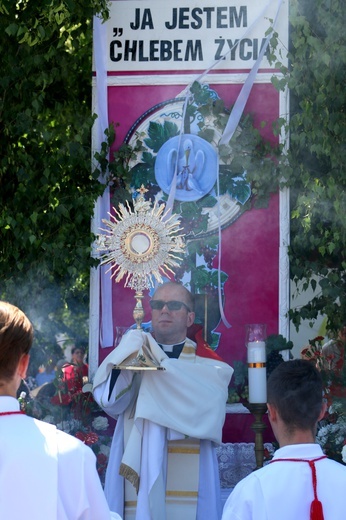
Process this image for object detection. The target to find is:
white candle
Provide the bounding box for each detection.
[247,341,266,363]
[247,341,267,403]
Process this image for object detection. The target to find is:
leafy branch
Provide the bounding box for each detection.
[266,0,346,333]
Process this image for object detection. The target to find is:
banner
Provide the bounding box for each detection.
[90,0,289,375]
[105,0,287,73]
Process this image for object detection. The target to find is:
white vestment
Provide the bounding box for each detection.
[93,330,233,520]
[0,396,121,520]
[221,443,346,520]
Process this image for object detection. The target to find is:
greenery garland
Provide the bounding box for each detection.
[99,81,280,298]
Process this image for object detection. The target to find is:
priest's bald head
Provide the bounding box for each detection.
[150,282,196,345]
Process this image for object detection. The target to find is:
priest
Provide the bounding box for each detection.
[93,282,233,520]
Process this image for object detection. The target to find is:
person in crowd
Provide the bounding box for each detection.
[322,324,346,371]
[93,281,233,520]
[221,359,346,520]
[62,341,89,393]
[0,300,121,520]
[35,358,57,386]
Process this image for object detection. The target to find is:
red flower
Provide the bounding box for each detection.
[97,453,108,474]
[84,432,99,446]
[263,448,272,460]
[50,392,72,406]
[329,384,346,398]
[74,431,99,445]
[75,431,87,442]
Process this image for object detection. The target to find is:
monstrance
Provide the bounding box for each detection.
[97,185,185,328]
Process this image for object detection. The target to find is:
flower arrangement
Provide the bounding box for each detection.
[19,368,114,484]
[316,400,346,464]
[301,334,346,465]
[301,336,327,370]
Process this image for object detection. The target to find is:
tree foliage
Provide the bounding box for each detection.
[0,0,109,358]
[285,0,346,332]
[250,0,346,333]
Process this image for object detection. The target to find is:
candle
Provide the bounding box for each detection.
[247,341,266,363]
[247,340,267,403]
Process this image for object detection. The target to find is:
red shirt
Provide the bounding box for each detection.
[62,363,88,393]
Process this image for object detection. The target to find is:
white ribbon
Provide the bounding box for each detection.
[163,94,191,221]
[219,0,284,145]
[93,15,114,348]
[215,155,232,328]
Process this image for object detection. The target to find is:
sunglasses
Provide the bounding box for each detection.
[149,300,191,312]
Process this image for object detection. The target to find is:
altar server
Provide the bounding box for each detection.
[222,359,346,520]
[93,282,233,520]
[0,301,121,520]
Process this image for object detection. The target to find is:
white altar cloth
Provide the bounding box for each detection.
[216,442,275,507]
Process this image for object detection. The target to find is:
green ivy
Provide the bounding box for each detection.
[0,0,109,361]
[249,0,346,333]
